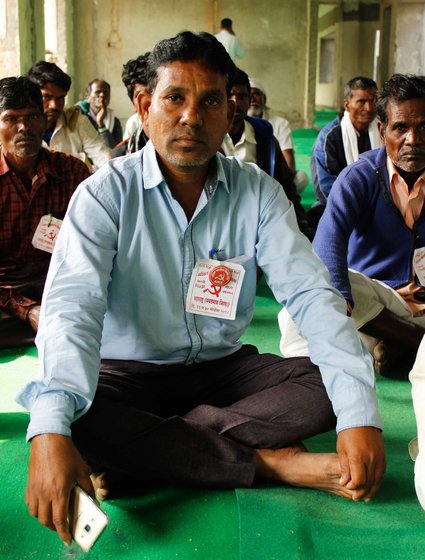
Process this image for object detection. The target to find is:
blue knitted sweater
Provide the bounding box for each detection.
[313,147,425,302]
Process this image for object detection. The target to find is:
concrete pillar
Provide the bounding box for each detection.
[18,0,45,74]
[305,0,319,127]
[394,1,425,74]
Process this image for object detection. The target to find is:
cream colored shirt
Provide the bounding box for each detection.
[263,108,293,151]
[45,107,111,169]
[221,120,257,163]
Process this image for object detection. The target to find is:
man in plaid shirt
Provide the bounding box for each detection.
[0,76,90,349]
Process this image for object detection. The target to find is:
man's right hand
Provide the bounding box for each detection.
[25,434,94,546]
[95,100,107,129]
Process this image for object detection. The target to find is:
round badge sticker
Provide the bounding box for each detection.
[209,265,232,287]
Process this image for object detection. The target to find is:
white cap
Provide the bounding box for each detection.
[249,79,266,96]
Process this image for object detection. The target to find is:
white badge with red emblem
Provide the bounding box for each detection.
[186,259,245,320]
[32,214,62,253]
[414,247,425,286]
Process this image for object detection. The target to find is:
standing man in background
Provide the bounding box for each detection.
[214,18,244,63]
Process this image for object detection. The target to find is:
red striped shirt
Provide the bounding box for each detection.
[0,147,90,275]
[0,147,90,319]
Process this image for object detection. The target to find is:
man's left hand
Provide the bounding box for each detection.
[336,426,386,502]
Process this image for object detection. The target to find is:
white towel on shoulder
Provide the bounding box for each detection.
[340,111,381,165]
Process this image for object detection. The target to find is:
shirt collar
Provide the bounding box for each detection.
[242,120,257,145]
[142,139,229,195]
[387,156,425,188]
[0,146,58,181]
[0,150,10,176]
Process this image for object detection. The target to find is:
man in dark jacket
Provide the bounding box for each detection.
[222,68,314,240]
[311,76,379,204]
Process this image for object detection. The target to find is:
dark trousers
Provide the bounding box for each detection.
[72,345,336,489]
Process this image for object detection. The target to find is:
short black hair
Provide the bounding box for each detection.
[343,76,377,100]
[122,53,149,100]
[221,18,232,29]
[147,31,236,96]
[0,76,43,114]
[230,68,250,95]
[378,73,425,127]
[85,78,111,98]
[27,61,72,92]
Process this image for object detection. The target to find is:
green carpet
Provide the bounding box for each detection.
[237,378,421,560]
[2,119,423,559]
[0,360,239,560]
[293,109,338,210]
[1,279,424,560]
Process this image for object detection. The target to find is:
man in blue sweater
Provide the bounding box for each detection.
[280,74,425,377]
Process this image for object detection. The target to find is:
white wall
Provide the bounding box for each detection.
[394,2,425,74]
[71,0,313,128]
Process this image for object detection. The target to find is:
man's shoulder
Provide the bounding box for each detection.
[265,110,290,128]
[331,148,387,196]
[75,100,89,116]
[357,146,387,168]
[319,117,341,139]
[245,116,273,141]
[215,29,230,38]
[340,147,387,178]
[92,150,142,184]
[313,117,342,157]
[60,106,81,130]
[218,151,279,189]
[40,147,90,176]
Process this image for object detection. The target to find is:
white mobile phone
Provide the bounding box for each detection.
[69,485,109,552]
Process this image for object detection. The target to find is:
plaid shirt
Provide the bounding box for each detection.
[0,147,90,319]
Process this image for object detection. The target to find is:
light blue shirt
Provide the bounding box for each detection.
[16,141,382,439]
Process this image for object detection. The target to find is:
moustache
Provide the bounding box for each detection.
[400,148,425,157]
[15,134,36,142]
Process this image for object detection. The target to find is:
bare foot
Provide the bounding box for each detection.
[255,445,354,500]
[90,471,110,501]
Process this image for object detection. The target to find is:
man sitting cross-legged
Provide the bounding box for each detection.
[0,76,89,349]
[18,32,384,548]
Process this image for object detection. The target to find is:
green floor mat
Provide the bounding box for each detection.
[0,350,239,560]
[292,109,338,210]
[236,377,422,560]
[314,109,338,129]
[293,128,319,209]
[2,281,424,559]
[2,120,423,557]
